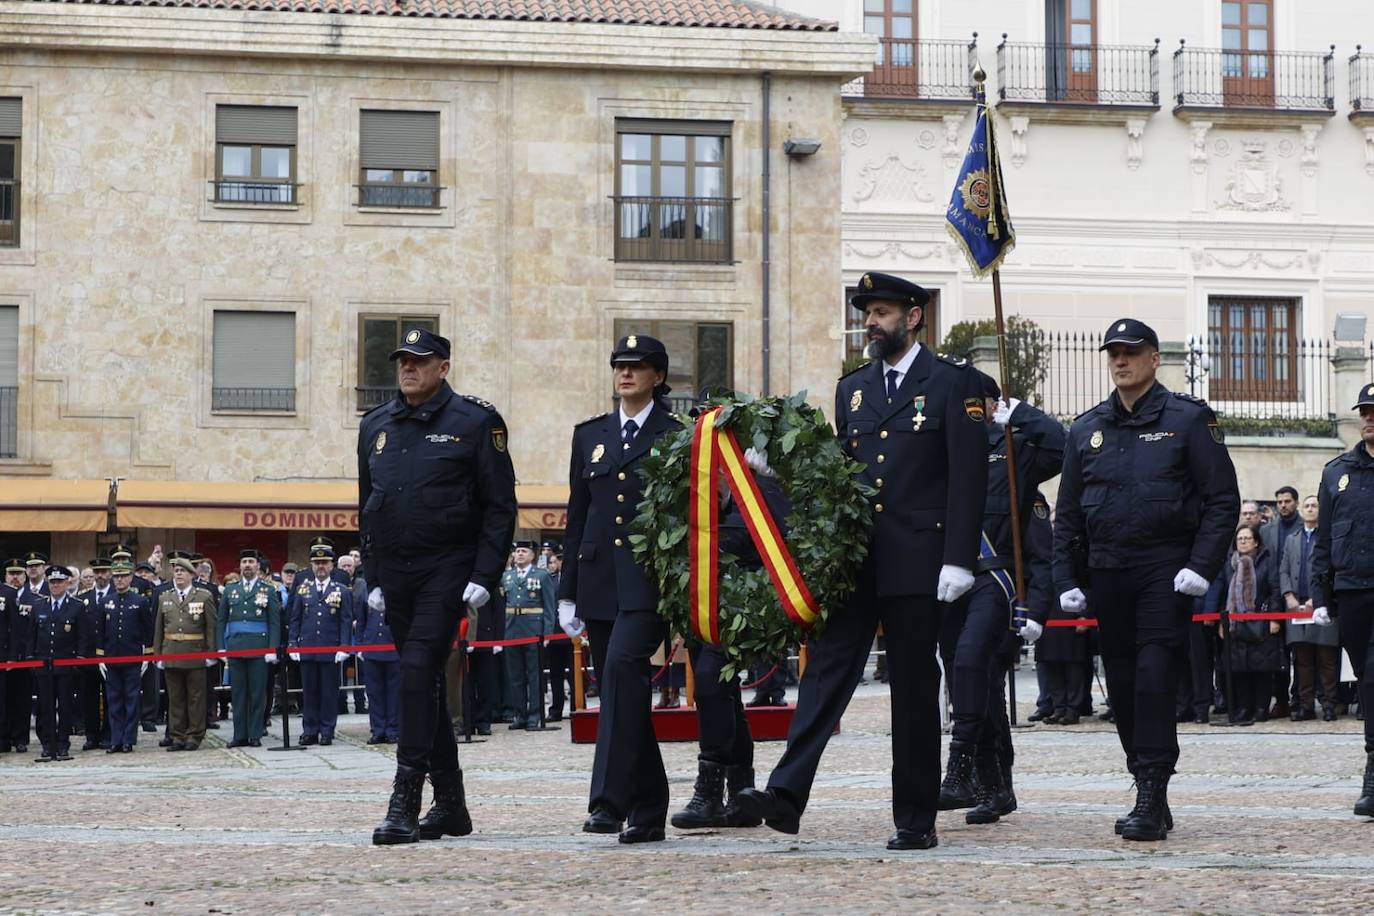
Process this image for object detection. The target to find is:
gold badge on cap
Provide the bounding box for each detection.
[626,335,638,349]
[591,443,605,464]
[374,431,387,454]
[1117,322,1127,332]
[862,274,873,290]
[1090,429,1104,449]
[406,330,421,344]
[1339,473,1350,492]
[850,389,862,413]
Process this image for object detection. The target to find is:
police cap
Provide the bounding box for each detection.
[46,565,70,581]
[111,560,134,574]
[24,551,48,567]
[512,539,537,551]
[110,545,134,561]
[308,544,335,562]
[239,549,259,561]
[135,561,155,573]
[610,334,669,373]
[4,557,24,573]
[169,557,196,575]
[282,561,301,573]
[1099,318,1159,352]
[850,272,931,313]
[390,327,451,361]
[1354,382,1374,410]
[90,557,112,571]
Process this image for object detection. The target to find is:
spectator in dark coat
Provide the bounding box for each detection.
[1280,495,1341,721]
[1222,524,1282,725]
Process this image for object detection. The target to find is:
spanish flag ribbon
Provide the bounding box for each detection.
[687,408,820,645]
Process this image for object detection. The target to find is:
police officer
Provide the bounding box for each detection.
[218,549,281,748]
[1053,318,1239,841]
[96,559,154,753]
[21,551,50,599]
[1310,381,1374,816]
[357,572,401,744]
[34,566,80,762]
[288,543,353,746]
[0,557,30,753]
[737,272,988,850]
[76,556,113,751]
[939,371,1064,821]
[500,541,556,730]
[359,327,516,845]
[153,557,218,752]
[558,334,683,844]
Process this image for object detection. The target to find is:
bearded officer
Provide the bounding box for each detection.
[219,549,281,748]
[1054,318,1239,841]
[1310,381,1374,817]
[360,327,517,845]
[288,543,353,746]
[737,272,988,850]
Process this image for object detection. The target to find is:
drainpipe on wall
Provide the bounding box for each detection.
[761,71,772,396]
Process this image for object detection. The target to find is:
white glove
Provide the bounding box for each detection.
[1019,619,1044,644]
[558,599,586,638]
[1173,568,1209,598]
[743,447,775,477]
[334,651,349,664]
[992,397,1021,427]
[1060,588,1087,613]
[140,661,149,676]
[204,658,216,668]
[367,587,385,611]
[463,582,491,609]
[98,663,108,679]
[289,652,301,662]
[264,653,277,665]
[155,661,165,670]
[936,565,975,603]
[492,644,503,655]
[1312,606,1332,627]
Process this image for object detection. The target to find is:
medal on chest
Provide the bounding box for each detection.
[912,395,927,431]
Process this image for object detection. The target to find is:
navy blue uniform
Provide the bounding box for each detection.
[1053,381,1239,772]
[1312,443,1374,753]
[560,403,682,830]
[289,575,354,741]
[356,586,400,742]
[95,588,153,748]
[34,594,82,757]
[358,381,517,774]
[764,347,989,836]
[2,584,36,749]
[74,591,106,748]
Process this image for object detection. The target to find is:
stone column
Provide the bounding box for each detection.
[970,335,1000,380]
[1157,341,1189,394]
[1331,346,1370,447]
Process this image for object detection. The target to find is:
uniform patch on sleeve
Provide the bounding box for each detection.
[963,398,985,421]
[1207,420,1224,444]
[491,428,508,452]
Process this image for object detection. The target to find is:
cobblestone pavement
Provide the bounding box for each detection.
[2,671,1374,914]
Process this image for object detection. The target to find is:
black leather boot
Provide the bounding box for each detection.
[1114,774,1173,835]
[1120,768,1171,841]
[418,768,474,840]
[965,754,1004,824]
[723,765,763,828]
[996,756,1018,816]
[671,761,727,829]
[1354,752,1374,817]
[372,765,426,845]
[938,741,980,810]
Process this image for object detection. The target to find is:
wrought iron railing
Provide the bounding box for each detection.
[1036,331,1112,423]
[356,385,394,412]
[613,196,733,264]
[997,38,1159,106]
[0,179,17,247]
[1173,41,1335,111]
[212,387,296,412]
[843,36,979,101]
[1351,48,1374,112]
[356,183,443,209]
[0,386,15,457]
[613,394,699,416]
[210,180,300,205]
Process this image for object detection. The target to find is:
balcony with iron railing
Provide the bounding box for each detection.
[997,38,1160,110]
[212,387,297,412]
[613,196,733,264]
[356,183,444,209]
[0,178,17,247]
[1173,41,1335,117]
[0,386,16,458]
[842,36,978,103]
[209,180,301,205]
[1351,47,1374,118]
[356,385,393,412]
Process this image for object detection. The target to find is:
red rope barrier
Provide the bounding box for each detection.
[1042,610,1324,629]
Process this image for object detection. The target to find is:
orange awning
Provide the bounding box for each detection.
[116,481,570,532]
[0,479,111,531]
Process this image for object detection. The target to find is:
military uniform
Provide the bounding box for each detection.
[217,555,280,746]
[288,548,354,745]
[1053,319,1239,841]
[33,569,82,761]
[154,563,218,751]
[560,334,682,841]
[356,574,400,743]
[740,272,988,849]
[96,562,153,752]
[2,558,35,751]
[1311,381,1374,815]
[499,548,556,730]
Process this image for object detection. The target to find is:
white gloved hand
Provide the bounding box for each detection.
[1060,588,1087,614]
[334,651,349,664]
[1019,619,1044,644]
[204,658,216,668]
[367,587,385,611]
[743,447,775,478]
[155,660,165,670]
[1173,568,1209,598]
[492,644,503,655]
[289,652,301,662]
[264,653,277,665]
[462,582,491,609]
[558,600,586,638]
[992,397,1021,427]
[140,661,149,676]
[1312,606,1332,627]
[936,565,975,603]
[98,663,108,679]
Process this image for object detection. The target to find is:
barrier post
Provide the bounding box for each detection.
[684,649,696,708]
[572,638,586,712]
[268,651,304,752]
[798,643,808,680]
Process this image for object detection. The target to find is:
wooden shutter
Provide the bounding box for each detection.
[216,106,298,146]
[212,311,296,389]
[360,110,439,170]
[0,99,19,138]
[0,305,17,386]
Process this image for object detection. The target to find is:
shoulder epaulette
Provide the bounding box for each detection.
[575,411,612,428]
[1072,403,1104,423]
[838,361,869,381]
[461,394,497,412]
[935,352,971,368]
[360,400,390,421]
[1325,450,1353,468]
[1172,391,1211,409]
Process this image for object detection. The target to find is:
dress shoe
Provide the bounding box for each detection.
[1324,707,1339,722]
[1193,714,1209,725]
[15,744,27,753]
[81,741,100,752]
[368,735,385,745]
[733,787,800,835]
[385,735,399,744]
[55,751,73,761]
[887,829,938,850]
[1270,703,1290,719]
[583,806,622,834]
[141,723,156,733]
[1027,710,1048,722]
[618,824,665,844]
[319,736,333,746]
[299,735,319,746]
[1045,713,1062,725]
[1059,710,1080,725]
[184,743,200,752]
[248,738,261,747]
[167,743,186,752]
[207,722,220,730]
[227,739,249,748]
[106,746,120,754]
[508,721,527,730]
[121,745,134,753]
[475,724,492,736]
[547,711,564,723]
[36,751,54,763]
[158,737,173,747]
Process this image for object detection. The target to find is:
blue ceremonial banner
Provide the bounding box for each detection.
[945,101,1015,278]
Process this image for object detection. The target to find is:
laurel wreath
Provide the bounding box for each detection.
[630,392,874,679]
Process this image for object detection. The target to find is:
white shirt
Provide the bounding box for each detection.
[241,577,258,591]
[177,589,189,602]
[618,401,654,438]
[881,341,923,397]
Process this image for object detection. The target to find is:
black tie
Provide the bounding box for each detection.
[622,419,639,447]
[886,368,899,401]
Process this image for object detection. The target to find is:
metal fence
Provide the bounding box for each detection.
[1035,332,1112,422]
[997,39,1159,106]
[0,179,17,246]
[613,196,733,264]
[1173,42,1335,111]
[211,387,296,412]
[356,386,392,412]
[357,183,442,209]
[211,180,299,205]
[0,386,15,458]
[843,37,978,101]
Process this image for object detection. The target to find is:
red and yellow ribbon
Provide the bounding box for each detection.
[688,408,820,645]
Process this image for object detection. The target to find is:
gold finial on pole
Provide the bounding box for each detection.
[973,65,987,85]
